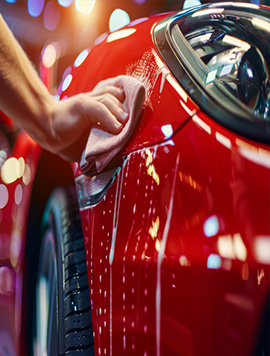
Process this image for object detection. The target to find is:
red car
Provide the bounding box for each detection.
[0,3,269,356]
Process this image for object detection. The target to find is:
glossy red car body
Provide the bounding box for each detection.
[0,5,269,356]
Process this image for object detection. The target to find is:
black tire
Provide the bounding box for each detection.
[32,186,94,356]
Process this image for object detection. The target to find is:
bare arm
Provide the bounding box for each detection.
[0,14,127,161]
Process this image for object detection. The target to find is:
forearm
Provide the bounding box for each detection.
[0,14,53,147]
[0,14,127,162]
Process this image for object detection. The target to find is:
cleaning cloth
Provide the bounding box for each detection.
[81,75,145,174]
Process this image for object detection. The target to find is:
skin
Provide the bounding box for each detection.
[0,14,127,161]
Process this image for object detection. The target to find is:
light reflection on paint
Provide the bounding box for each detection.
[238,145,270,169]
[128,17,149,26]
[95,32,108,45]
[62,74,73,92]
[254,236,270,264]
[180,100,196,116]
[161,124,173,138]
[203,215,219,237]
[217,234,235,259]
[74,49,90,67]
[179,255,191,266]
[149,217,160,239]
[107,29,136,43]
[234,233,247,261]
[207,254,222,269]
[241,263,249,281]
[145,149,160,186]
[1,157,25,184]
[217,233,247,261]
[167,75,188,102]
[257,268,265,285]
[178,171,202,192]
[109,8,130,32]
[155,239,161,252]
[193,115,211,134]
[215,132,232,149]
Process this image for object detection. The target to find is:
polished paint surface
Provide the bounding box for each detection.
[67,10,269,356]
[0,6,269,356]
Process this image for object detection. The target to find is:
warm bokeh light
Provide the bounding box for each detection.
[75,0,96,15]
[1,157,25,184]
[28,0,44,17]
[42,43,57,68]
[109,8,130,32]
[58,0,73,7]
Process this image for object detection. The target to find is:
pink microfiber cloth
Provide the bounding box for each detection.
[80,75,145,174]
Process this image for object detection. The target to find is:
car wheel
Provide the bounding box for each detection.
[32,186,94,356]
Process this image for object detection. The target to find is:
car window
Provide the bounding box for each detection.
[154,3,270,144]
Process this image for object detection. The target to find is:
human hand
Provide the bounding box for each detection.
[46,85,127,161]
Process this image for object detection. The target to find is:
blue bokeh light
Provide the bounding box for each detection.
[58,0,73,7]
[28,0,45,17]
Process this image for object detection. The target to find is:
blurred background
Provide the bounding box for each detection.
[0,0,267,91]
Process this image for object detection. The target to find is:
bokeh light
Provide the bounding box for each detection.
[58,0,73,7]
[109,8,130,32]
[1,157,25,184]
[43,1,60,31]
[0,185,9,209]
[75,0,96,15]
[42,43,57,68]
[28,0,44,17]
[14,184,23,205]
[5,0,17,3]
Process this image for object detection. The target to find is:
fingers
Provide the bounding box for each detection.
[90,85,125,103]
[80,96,124,134]
[93,102,124,134]
[98,94,128,125]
